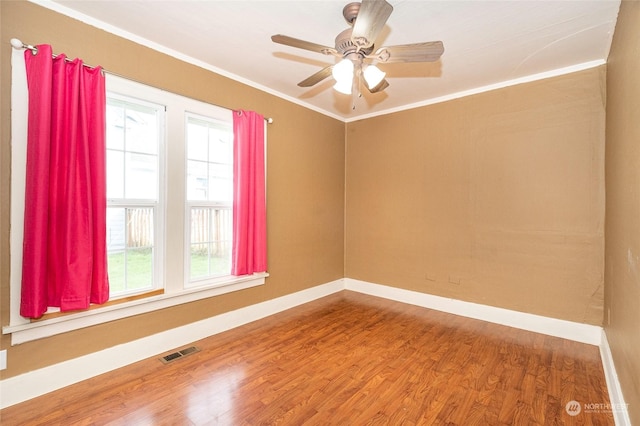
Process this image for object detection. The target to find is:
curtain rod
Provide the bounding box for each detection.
[10,38,274,124]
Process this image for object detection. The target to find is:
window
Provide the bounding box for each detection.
[103,76,244,299]
[186,115,233,285]
[7,62,267,343]
[106,96,164,297]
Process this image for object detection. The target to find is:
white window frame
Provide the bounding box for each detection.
[106,93,165,299]
[184,112,234,288]
[4,58,267,345]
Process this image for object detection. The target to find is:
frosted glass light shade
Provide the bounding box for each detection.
[333,79,352,95]
[332,59,354,94]
[363,65,386,89]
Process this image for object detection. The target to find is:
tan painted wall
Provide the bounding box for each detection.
[605,1,640,423]
[0,1,345,378]
[346,68,606,325]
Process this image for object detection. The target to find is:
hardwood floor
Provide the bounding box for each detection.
[1,291,613,425]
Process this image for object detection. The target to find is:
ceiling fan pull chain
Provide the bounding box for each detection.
[352,61,365,110]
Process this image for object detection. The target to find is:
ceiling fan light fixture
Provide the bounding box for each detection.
[333,79,353,95]
[332,58,354,85]
[363,64,386,90]
[271,0,445,109]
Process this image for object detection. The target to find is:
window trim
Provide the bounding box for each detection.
[106,92,166,300]
[184,112,235,287]
[5,61,268,345]
[4,273,268,345]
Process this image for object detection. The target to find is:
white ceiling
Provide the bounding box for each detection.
[42,0,620,121]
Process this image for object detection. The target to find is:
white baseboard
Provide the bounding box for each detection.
[599,329,632,426]
[0,279,344,409]
[344,278,603,345]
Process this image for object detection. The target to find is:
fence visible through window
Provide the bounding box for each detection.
[106,207,154,294]
[190,206,232,279]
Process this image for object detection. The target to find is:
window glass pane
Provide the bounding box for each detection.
[209,127,232,163]
[186,115,233,283]
[107,205,155,295]
[107,251,125,293]
[124,103,159,155]
[106,92,162,299]
[106,102,125,151]
[186,116,233,204]
[207,242,231,276]
[127,208,154,248]
[190,207,210,279]
[107,207,126,253]
[187,160,208,201]
[208,174,232,202]
[125,153,157,200]
[187,121,208,160]
[107,97,161,202]
[189,207,231,280]
[209,162,231,179]
[106,150,124,199]
[126,247,154,291]
[123,208,154,292]
[107,207,153,295]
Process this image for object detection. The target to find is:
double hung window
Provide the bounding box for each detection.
[186,115,234,285]
[104,75,244,299]
[8,57,267,343]
[106,96,163,297]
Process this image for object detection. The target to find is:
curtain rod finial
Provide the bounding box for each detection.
[10,38,24,49]
[10,38,37,54]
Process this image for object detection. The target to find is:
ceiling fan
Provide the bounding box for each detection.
[271,0,444,110]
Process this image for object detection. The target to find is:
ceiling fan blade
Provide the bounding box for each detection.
[370,41,444,63]
[366,78,389,94]
[271,34,339,56]
[351,0,393,49]
[298,65,334,87]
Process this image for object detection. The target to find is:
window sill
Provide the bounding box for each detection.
[2,273,268,345]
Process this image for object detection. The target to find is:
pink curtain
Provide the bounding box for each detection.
[20,45,109,318]
[231,110,267,275]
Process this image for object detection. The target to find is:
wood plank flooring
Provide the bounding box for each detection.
[0,291,614,425]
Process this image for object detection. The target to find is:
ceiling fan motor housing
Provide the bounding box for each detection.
[335,28,373,57]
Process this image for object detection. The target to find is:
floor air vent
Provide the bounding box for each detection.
[160,346,201,364]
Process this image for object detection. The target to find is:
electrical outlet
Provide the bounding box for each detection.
[0,350,6,370]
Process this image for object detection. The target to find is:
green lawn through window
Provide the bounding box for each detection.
[108,249,231,294]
